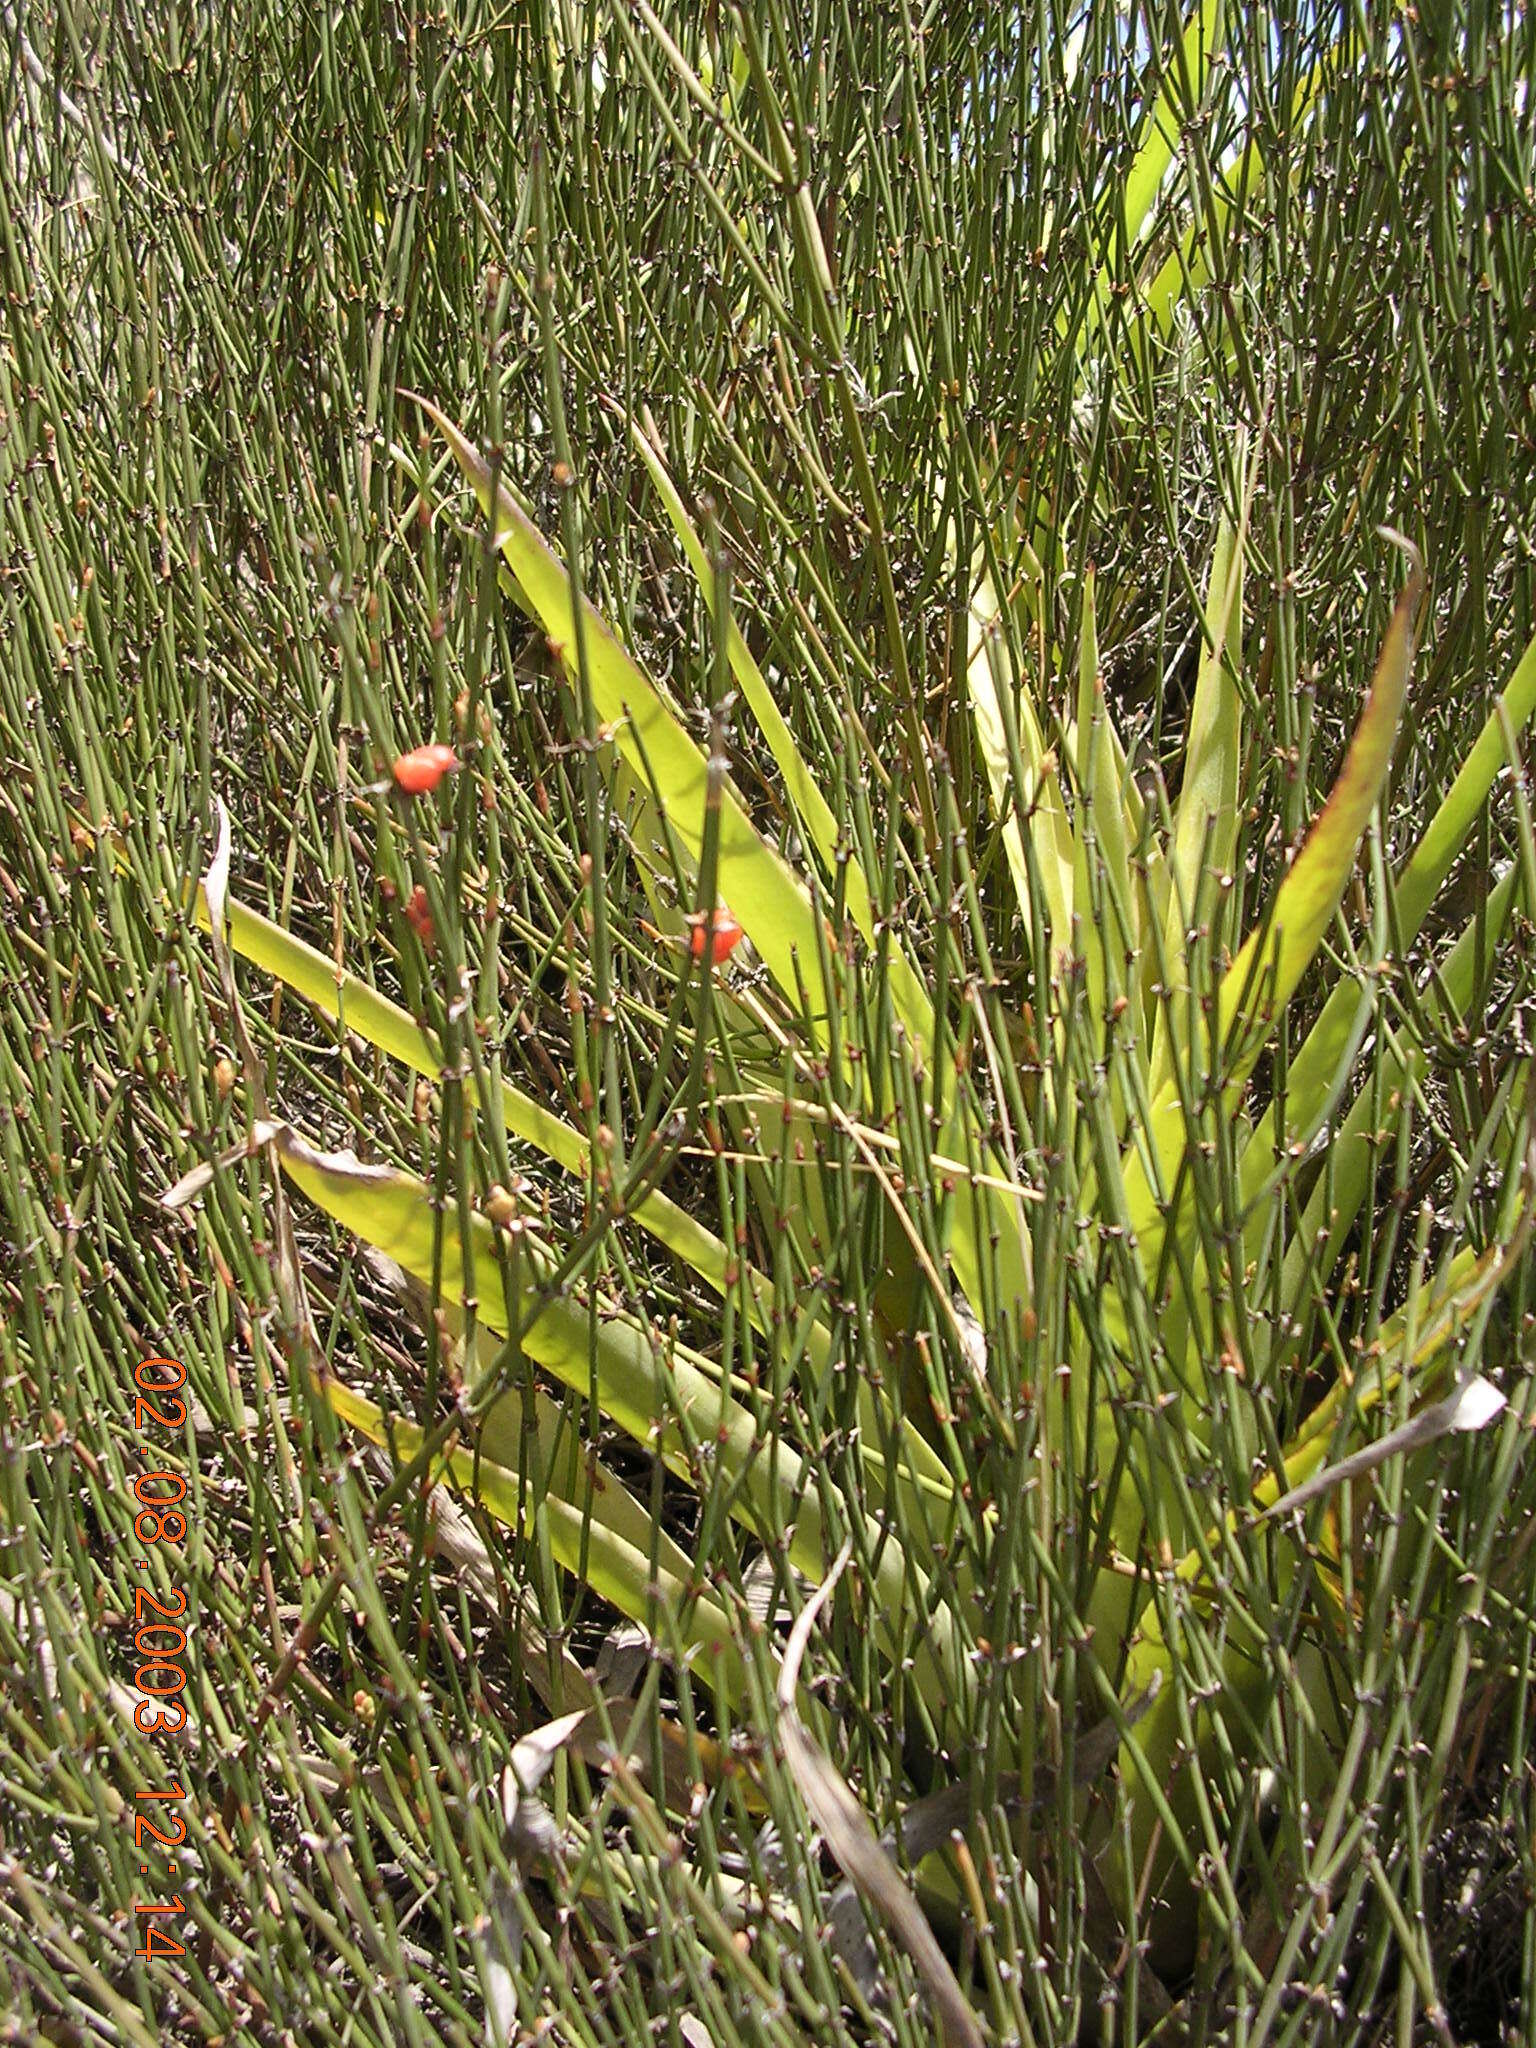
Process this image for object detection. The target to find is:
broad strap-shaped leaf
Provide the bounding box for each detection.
[1114,1207,1527,1961]
[279,1127,735,1463]
[1117,566,1419,1271]
[272,1124,971,1709]
[1234,625,1536,1222]
[1102,856,1521,1415]
[1232,623,1536,1177]
[1273,862,1521,1331]
[1151,861,1522,1382]
[1124,0,1227,249]
[410,393,837,1031]
[1286,1223,1529,1472]
[203,889,727,1277]
[1218,567,1419,1071]
[695,26,751,114]
[1257,1375,1507,1525]
[1069,570,1140,943]
[630,419,877,943]
[423,400,1009,1113]
[1070,568,1144,1102]
[320,1369,750,1700]
[1136,51,1332,346]
[1125,1226,1527,1676]
[966,541,1075,950]
[1081,0,1226,347]
[1392,626,1536,932]
[418,396,1034,1329]
[1148,501,1246,1097]
[1137,1226,1527,1616]
[200,882,959,1518]
[1069,568,1110,1013]
[602,464,987,1359]
[388,1264,704,1593]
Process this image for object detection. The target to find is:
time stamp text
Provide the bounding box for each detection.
[125,1354,195,1967]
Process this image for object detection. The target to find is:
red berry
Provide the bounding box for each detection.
[689,908,744,964]
[392,744,460,794]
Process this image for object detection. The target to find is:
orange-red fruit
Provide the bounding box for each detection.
[404,885,434,945]
[392,744,460,794]
[689,909,744,963]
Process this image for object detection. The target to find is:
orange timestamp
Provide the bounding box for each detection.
[125,1354,194,1964]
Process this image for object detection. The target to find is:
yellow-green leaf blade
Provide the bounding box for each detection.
[273,1127,971,1710]
[320,1372,747,1700]
[1220,564,1419,1074]
[1118,565,1418,1277]
[631,420,877,942]
[1081,0,1226,349]
[412,393,833,1028]
[966,551,1074,947]
[1149,501,1246,1096]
